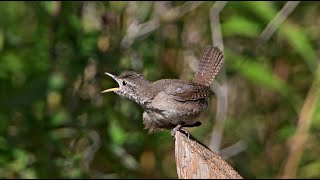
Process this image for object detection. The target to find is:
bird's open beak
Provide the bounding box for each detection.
[101,72,121,93]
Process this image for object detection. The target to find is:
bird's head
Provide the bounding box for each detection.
[101,71,147,101]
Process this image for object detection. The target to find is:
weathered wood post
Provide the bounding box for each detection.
[174,131,243,179]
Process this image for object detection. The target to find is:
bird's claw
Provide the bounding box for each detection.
[171,124,190,140]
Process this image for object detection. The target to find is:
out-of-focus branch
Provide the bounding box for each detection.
[209,1,228,153]
[220,140,247,159]
[258,1,300,43]
[210,1,227,51]
[160,1,205,22]
[83,130,101,171]
[121,1,205,48]
[279,64,320,178]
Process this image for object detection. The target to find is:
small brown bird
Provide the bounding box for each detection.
[102,46,224,136]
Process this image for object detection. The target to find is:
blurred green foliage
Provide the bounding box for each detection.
[0,1,319,179]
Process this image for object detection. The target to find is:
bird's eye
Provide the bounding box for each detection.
[122,81,127,86]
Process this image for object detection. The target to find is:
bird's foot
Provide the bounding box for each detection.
[171,124,182,137]
[171,124,190,140]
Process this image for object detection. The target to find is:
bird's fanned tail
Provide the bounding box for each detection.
[193,46,224,87]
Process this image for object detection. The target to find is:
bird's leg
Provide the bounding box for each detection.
[171,124,182,137]
[171,124,190,140]
[181,127,190,140]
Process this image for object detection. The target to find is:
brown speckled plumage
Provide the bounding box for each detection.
[102,46,224,134]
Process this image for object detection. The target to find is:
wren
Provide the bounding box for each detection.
[101,46,224,136]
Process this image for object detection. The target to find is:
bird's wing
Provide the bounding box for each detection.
[164,82,212,102]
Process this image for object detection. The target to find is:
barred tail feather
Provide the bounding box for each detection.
[193,46,224,87]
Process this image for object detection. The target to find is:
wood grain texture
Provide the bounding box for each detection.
[174,131,242,179]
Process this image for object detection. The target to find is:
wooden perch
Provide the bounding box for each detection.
[174,131,243,179]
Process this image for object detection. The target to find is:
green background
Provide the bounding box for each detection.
[0,1,319,178]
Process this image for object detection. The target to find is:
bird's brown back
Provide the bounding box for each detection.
[152,79,212,102]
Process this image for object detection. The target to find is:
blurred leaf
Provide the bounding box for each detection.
[300,160,320,178]
[32,101,45,120]
[0,2,27,24]
[0,1,319,179]
[69,14,83,32]
[280,23,317,74]
[109,120,127,145]
[0,113,9,135]
[109,1,128,12]
[66,168,82,178]
[119,55,132,69]
[227,51,288,93]
[312,96,320,127]
[81,34,98,56]
[0,52,23,78]
[0,29,4,51]
[0,136,7,151]
[41,1,59,16]
[226,50,302,112]
[277,124,295,141]
[21,168,37,179]
[222,16,261,38]
[97,35,110,52]
[49,73,65,90]
[135,2,153,22]
[9,149,30,172]
[47,91,62,111]
[244,1,277,22]
[50,110,69,127]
